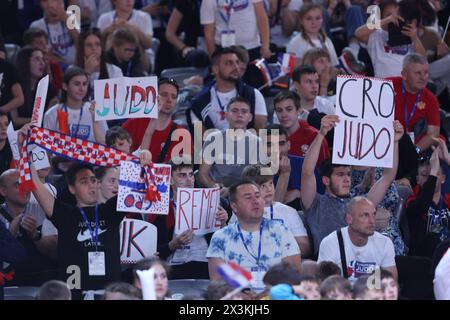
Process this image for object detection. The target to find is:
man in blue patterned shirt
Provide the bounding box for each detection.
[207,179,301,292]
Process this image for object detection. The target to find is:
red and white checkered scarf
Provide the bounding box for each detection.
[18,126,160,201]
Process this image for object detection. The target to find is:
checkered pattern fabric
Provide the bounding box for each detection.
[18,126,155,195]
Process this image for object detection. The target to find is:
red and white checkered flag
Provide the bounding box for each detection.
[18,126,159,201]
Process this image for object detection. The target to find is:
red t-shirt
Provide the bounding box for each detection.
[122,118,191,163]
[388,77,440,135]
[288,120,330,166]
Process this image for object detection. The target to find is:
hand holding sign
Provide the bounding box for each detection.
[320,115,340,136]
[393,120,404,142]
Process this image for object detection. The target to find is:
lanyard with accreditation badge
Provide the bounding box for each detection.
[401,80,422,138]
[80,204,106,276]
[218,0,236,47]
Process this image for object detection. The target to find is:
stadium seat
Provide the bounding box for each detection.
[5,43,20,63]
[168,279,210,299]
[160,67,208,88]
[4,286,39,300]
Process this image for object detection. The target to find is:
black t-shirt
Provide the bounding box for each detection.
[50,196,125,291]
[175,0,202,47]
[0,59,20,110]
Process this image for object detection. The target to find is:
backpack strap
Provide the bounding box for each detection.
[337,228,349,279]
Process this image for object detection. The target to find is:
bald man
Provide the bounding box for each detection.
[0,169,57,286]
[317,196,398,282]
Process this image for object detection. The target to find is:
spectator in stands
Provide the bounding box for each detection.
[22,28,64,91]
[237,164,311,257]
[294,275,321,300]
[0,218,26,300]
[12,46,58,128]
[301,115,403,257]
[302,47,340,98]
[353,274,385,300]
[103,282,141,300]
[123,77,192,162]
[97,0,153,73]
[37,280,71,300]
[207,179,301,293]
[0,47,24,117]
[286,3,339,67]
[354,0,426,78]
[76,0,113,30]
[406,142,450,257]
[132,257,170,300]
[387,53,440,155]
[94,167,119,204]
[105,126,133,153]
[317,260,341,282]
[145,157,228,279]
[291,65,335,120]
[207,280,244,300]
[381,269,399,300]
[273,91,330,167]
[351,167,407,256]
[18,144,149,299]
[198,97,265,190]
[30,0,80,66]
[0,169,58,287]
[262,261,301,288]
[319,275,353,300]
[0,111,14,176]
[43,66,108,143]
[106,28,147,77]
[318,196,398,282]
[165,0,210,69]
[74,28,123,98]
[188,47,267,132]
[200,0,272,61]
[266,0,303,53]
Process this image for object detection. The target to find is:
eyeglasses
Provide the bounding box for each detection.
[418,155,430,164]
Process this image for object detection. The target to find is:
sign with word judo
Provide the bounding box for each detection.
[120,219,157,264]
[94,76,158,121]
[175,188,221,235]
[117,161,171,215]
[333,75,395,168]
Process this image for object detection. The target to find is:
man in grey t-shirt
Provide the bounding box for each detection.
[300,115,404,257]
[199,96,266,192]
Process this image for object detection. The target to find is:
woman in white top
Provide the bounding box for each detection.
[74,28,123,98]
[286,3,339,67]
[43,66,108,143]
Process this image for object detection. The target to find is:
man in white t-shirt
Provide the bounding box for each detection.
[30,0,80,65]
[200,0,272,60]
[318,196,398,282]
[189,47,267,131]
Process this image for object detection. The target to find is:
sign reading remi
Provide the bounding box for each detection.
[175,188,221,235]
